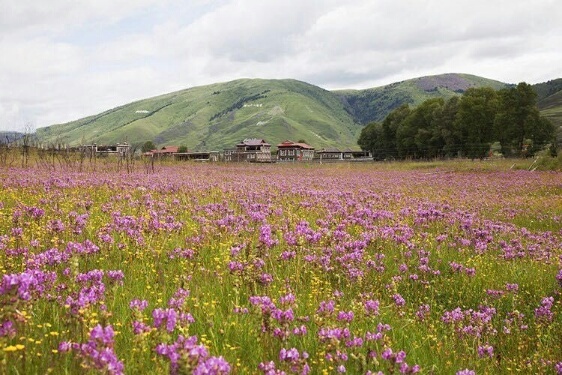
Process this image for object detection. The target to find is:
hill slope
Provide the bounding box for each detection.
[36,74,532,149]
[535,79,562,128]
[36,79,361,150]
[335,73,508,124]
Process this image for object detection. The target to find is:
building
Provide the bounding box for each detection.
[224,138,272,162]
[315,148,372,162]
[175,151,219,162]
[276,140,315,162]
[80,142,131,157]
[150,146,179,157]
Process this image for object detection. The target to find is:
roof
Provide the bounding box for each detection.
[277,140,314,149]
[319,148,342,153]
[237,138,270,147]
[152,145,179,154]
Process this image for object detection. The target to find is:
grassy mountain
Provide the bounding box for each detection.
[335,73,508,125]
[36,79,361,150]
[37,73,555,150]
[535,79,562,128]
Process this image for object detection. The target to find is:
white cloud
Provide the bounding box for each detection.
[1,0,562,131]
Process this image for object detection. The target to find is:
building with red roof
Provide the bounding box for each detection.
[276,140,315,162]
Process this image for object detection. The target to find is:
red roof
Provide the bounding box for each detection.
[277,140,314,149]
[151,146,179,154]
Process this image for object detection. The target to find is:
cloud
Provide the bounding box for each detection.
[0,0,561,131]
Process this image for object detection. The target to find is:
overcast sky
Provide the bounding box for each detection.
[1,0,561,131]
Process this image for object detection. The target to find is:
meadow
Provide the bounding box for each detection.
[0,161,561,374]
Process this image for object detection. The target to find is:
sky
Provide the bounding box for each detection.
[1,0,561,132]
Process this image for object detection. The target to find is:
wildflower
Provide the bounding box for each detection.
[456,370,475,375]
[477,344,494,358]
[393,293,406,307]
[129,299,148,311]
[153,308,178,332]
[337,311,354,322]
[0,320,16,338]
[364,299,380,316]
[534,296,555,323]
[106,270,125,284]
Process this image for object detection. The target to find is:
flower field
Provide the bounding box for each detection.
[1,163,561,374]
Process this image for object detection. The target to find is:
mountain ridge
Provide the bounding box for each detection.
[35,73,561,149]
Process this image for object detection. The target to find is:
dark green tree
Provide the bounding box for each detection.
[178,145,188,153]
[495,82,555,156]
[397,99,443,159]
[381,104,410,159]
[358,122,384,159]
[454,87,499,159]
[435,96,460,157]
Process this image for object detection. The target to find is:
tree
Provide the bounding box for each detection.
[358,122,384,160]
[178,145,188,153]
[495,83,555,156]
[381,104,410,159]
[141,141,156,153]
[396,99,443,159]
[454,87,499,159]
[435,96,460,157]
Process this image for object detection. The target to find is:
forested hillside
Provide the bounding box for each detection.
[358,83,557,159]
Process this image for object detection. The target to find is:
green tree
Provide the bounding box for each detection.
[358,122,384,160]
[141,141,156,153]
[454,87,498,159]
[435,96,460,157]
[381,104,410,159]
[495,82,555,156]
[178,145,188,153]
[397,99,443,159]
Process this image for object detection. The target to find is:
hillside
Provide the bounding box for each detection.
[36,73,558,150]
[36,79,361,150]
[335,73,508,124]
[535,79,562,128]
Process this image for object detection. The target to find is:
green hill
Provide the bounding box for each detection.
[535,79,562,128]
[37,74,558,150]
[36,79,361,150]
[335,73,508,124]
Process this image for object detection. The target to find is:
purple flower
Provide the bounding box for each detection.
[317,300,335,315]
[90,324,115,345]
[107,270,125,284]
[392,293,406,307]
[0,320,16,337]
[337,310,354,322]
[129,299,148,311]
[456,370,475,375]
[364,299,380,316]
[193,356,231,374]
[132,321,151,335]
[534,296,555,323]
[153,308,178,332]
[477,344,494,358]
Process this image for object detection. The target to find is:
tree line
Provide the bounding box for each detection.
[358,83,557,160]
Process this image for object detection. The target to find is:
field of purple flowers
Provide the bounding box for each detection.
[1,163,561,374]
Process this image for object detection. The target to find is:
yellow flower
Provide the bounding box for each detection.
[3,346,18,352]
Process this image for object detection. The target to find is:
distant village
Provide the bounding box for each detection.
[81,139,372,163]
